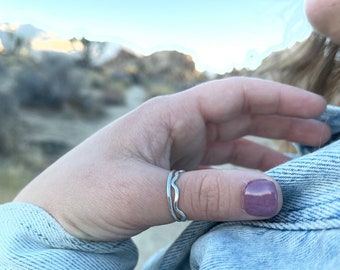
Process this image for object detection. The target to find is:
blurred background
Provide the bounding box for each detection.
[0,0,317,268]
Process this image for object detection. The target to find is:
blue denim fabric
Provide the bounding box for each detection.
[143,105,340,270]
[297,105,340,155]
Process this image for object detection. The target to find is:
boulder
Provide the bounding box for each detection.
[140,50,199,90]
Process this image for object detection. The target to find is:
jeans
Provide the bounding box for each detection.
[144,105,340,270]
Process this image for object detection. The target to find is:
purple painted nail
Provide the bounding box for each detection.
[243,179,278,217]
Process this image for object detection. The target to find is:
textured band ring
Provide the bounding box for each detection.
[167,170,187,222]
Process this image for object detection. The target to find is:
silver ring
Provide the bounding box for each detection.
[167,170,187,222]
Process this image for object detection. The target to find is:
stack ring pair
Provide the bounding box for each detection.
[166,170,187,222]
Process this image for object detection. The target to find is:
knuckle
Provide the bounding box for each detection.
[194,171,229,220]
[145,94,171,107]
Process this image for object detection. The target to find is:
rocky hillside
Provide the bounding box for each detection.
[102,48,207,94]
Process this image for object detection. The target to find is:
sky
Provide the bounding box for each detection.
[1,0,313,73]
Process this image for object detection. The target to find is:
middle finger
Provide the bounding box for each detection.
[206,115,331,146]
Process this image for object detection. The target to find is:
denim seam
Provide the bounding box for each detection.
[211,219,340,232]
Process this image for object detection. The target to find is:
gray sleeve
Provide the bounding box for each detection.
[0,202,138,270]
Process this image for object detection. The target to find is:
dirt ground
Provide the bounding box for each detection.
[133,222,190,269]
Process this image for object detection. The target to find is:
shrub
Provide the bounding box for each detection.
[100,80,127,105]
[0,92,20,156]
[13,53,82,109]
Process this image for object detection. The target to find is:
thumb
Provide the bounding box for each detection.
[175,169,283,221]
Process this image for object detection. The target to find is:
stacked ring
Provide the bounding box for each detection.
[166,170,187,222]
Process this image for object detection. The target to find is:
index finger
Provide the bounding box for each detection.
[181,77,327,122]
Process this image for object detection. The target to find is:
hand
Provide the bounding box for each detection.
[14,77,331,241]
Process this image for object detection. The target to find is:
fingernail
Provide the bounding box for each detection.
[242,179,278,217]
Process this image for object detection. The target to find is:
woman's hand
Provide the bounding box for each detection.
[14,77,331,241]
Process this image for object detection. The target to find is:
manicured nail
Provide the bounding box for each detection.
[243,179,278,217]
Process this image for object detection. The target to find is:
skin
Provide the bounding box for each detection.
[305,0,340,44]
[14,77,331,241]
